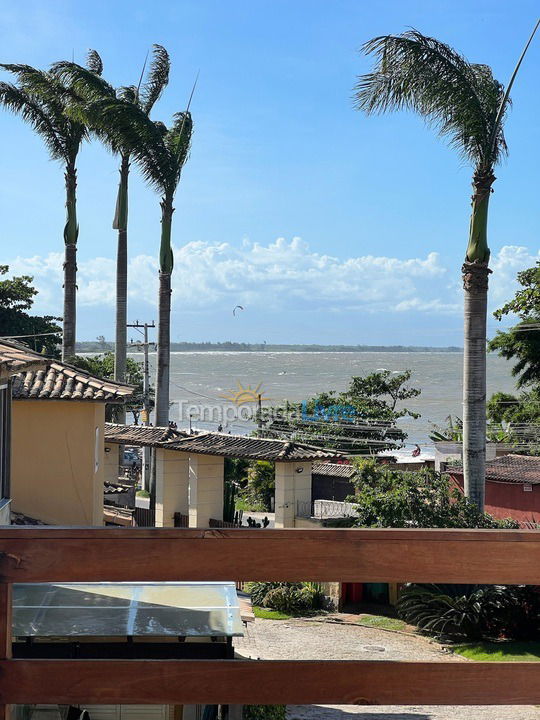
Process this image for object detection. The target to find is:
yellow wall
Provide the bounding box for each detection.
[11,400,105,526]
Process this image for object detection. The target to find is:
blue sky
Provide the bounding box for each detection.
[1,0,539,346]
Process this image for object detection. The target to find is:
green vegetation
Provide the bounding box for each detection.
[248,582,325,614]
[243,705,286,720]
[358,614,408,632]
[252,607,292,621]
[74,341,463,353]
[351,460,518,529]
[0,266,61,356]
[136,489,150,498]
[398,584,540,642]
[453,642,540,662]
[70,351,152,423]
[262,370,420,455]
[355,27,533,510]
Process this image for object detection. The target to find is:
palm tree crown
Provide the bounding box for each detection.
[354,31,507,171]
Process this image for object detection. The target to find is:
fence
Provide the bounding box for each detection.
[0,527,539,708]
[133,506,155,527]
[296,498,357,519]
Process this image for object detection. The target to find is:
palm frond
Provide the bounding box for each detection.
[51,60,115,102]
[139,44,170,114]
[0,81,67,160]
[117,85,138,103]
[85,49,103,76]
[165,111,193,194]
[354,30,507,167]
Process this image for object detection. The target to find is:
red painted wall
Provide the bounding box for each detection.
[451,474,540,524]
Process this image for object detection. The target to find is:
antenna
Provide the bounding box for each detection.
[135,49,150,100]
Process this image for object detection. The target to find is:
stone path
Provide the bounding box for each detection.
[234,617,539,720]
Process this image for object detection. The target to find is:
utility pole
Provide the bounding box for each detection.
[127,321,155,492]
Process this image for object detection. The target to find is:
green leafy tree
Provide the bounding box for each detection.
[354,27,537,509]
[263,370,420,454]
[244,461,275,511]
[489,261,540,388]
[70,351,153,423]
[0,56,101,359]
[350,459,518,529]
[0,266,61,356]
[71,93,193,425]
[54,46,170,389]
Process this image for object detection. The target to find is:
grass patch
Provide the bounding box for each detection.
[136,489,150,498]
[453,641,540,662]
[358,614,408,632]
[253,606,292,620]
[235,498,268,513]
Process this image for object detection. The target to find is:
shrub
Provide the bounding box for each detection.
[397,583,540,642]
[243,706,286,720]
[248,581,325,614]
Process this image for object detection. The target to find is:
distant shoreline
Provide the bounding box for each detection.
[76,341,462,353]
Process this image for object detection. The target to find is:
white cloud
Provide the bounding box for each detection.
[5,239,538,319]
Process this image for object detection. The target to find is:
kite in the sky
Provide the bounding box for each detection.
[233,305,244,316]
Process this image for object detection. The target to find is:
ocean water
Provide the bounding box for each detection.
[128,351,517,446]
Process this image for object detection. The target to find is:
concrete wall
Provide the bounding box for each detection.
[155,449,190,527]
[188,454,224,528]
[11,400,105,526]
[274,461,312,528]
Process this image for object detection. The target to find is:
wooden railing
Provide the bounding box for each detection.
[1,527,540,709]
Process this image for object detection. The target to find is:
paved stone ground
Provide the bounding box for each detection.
[234,617,539,720]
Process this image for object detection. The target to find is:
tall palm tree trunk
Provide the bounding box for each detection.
[62,162,78,360]
[114,154,129,427]
[462,169,494,511]
[155,198,174,427]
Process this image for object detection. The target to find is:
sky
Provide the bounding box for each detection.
[1,0,539,346]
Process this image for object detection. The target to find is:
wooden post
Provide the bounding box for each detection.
[0,582,12,720]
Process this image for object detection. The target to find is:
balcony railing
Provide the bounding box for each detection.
[0,526,539,710]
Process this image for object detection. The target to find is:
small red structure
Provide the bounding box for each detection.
[449,454,540,526]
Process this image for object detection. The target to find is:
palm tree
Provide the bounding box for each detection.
[72,97,193,426]
[0,55,100,359]
[354,27,538,509]
[53,46,170,386]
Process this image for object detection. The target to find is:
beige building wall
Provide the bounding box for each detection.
[274,461,312,528]
[155,449,190,527]
[188,454,224,528]
[11,400,105,526]
[104,442,120,484]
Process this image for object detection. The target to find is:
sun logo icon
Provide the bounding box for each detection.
[219,380,267,406]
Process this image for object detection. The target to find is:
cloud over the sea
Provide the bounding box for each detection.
[6,238,539,319]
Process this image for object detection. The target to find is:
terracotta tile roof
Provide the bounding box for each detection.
[0,339,48,377]
[104,423,188,446]
[11,360,133,403]
[10,511,48,526]
[451,454,540,485]
[105,423,345,461]
[163,432,345,462]
[312,462,357,479]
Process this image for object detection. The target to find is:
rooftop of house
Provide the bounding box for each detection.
[1,341,134,403]
[0,339,49,378]
[312,462,357,479]
[104,423,187,446]
[451,454,540,485]
[104,423,345,462]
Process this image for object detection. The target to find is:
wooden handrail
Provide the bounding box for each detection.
[0,527,539,583]
[1,527,540,708]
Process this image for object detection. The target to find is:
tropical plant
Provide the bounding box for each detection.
[398,583,540,641]
[53,46,170,390]
[248,581,325,613]
[350,462,519,529]
[71,94,193,425]
[354,25,538,509]
[0,56,101,359]
[489,261,540,389]
[0,265,62,355]
[263,370,420,454]
[243,706,286,720]
[242,460,275,511]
